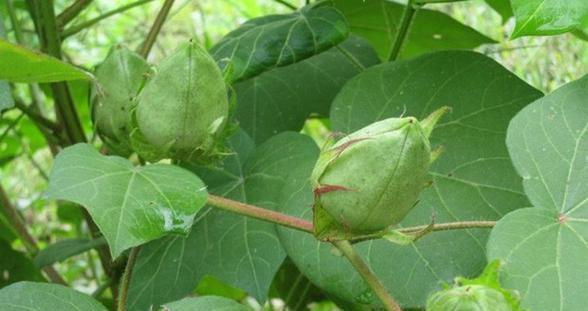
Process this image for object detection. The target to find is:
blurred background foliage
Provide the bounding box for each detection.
[0,0,586,309]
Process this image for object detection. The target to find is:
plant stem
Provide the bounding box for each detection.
[14,99,61,132]
[399,220,497,233]
[30,0,116,293]
[273,0,297,10]
[61,0,155,38]
[6,0,25,43]
[117,247,141,311]
[0,184,67,285]
[388,0,418,61]
[206,195,314,233]
[56,0,93,30]
[332,240,402,311]
[33,0,87,145]
[138,0,175,58]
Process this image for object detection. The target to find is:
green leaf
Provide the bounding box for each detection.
[487,76,588,310]
[127,130,318,310]
[162,296,250,311]
[278,51,542,308]
[0,241,44,288]
[234,36,379,143]
[485,0,513,22]
[511,0,588,37]
[0,39,93,83]
[91,45,150,156]
[210,3,348,82]
[331,0,494,60]
[46,143,207,257]
[0,281,108,310]
[34,237,107,268]
[0,13,13,111]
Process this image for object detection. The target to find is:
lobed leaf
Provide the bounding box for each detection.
[127,130,318,310]
[487,76,588,310]
[46,144,207,257]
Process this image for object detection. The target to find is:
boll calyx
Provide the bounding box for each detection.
[311,107,448,240]
[426,285,513,311]
[132,40,229,163]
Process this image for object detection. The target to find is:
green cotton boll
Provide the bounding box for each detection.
[135,40,229,162]
[91,45,151,156]
[427,285,513,311]
[311,116,432,238]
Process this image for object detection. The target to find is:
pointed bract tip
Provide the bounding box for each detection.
[421,106,451,138]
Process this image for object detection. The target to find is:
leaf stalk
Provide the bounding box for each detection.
[332,240,402,311]
[387,0,419,61]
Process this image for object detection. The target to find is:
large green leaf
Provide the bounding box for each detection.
[331,0,494,60]
[210,3,348,82]
[487,76,588,310]
[46,144,207,257]
[0,39,93,83]
[234,36,379,143]
[127,130,318,310]
[278,51,542,308]
[163,296,250,311]
[34,237,107,268]
[511,0,588,37]
[91,45,150,155]
[0,282,108,310]
[0,241,44,288]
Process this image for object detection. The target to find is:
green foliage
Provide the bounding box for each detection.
[162,296,250,311]
[233,36,379,143]
[0,241,44,287]
[279,51,541,308]
[34,237,107,268]
[331,0,494,60]
[0,282,108,311]
[487,76,588,310]
[2,1,587,310]
[126,131,318,310]
[46,144,207,257]
[0,39,93,83]
[210,2,349,82]
[510,0,588,37]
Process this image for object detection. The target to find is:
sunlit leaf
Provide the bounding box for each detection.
[46,144,207,257]
[0,39,93,83]
[510,0,588,37]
